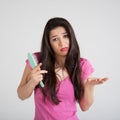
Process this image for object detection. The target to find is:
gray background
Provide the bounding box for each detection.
[0,0,120,120]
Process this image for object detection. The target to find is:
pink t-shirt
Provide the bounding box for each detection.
[26,52,94,120]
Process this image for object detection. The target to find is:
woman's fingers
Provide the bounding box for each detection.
[35,70,48,82]
[97,77,109,84]
[32,63,42,73]
[94,77,109,85]
[40,70,48,74]
[30,63,48,85]
[31,63,48,73]
[87,77,109,85]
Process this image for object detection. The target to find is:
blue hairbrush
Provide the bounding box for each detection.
[27,53,44,88]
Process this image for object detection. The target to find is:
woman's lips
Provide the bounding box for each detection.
[60,47,68,52]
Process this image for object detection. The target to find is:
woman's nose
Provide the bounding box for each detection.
[59,38,64,46]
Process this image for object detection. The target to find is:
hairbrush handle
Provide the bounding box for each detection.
[27,53,44,88]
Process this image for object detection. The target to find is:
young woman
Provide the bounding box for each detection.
[17,17,108,120]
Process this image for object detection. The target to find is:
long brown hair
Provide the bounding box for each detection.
[39,17,83,104]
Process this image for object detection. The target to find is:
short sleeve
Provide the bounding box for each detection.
[80,58,94,80]
[25,52,40,70]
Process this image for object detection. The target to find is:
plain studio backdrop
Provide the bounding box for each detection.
[0,0,120,120]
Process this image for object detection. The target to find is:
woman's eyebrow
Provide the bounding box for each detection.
[62,32,68,34]
[51,35,58,38]
[51,32,68,38]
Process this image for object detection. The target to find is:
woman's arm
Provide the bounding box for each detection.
[79,77,108,111]
[17,63,47,100]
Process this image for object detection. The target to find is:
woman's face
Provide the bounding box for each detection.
[49,26,70,58]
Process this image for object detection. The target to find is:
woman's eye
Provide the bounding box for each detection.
[63,34,69,38]
[52,38,58,41]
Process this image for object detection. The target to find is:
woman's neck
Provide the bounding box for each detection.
[55,55,66,69]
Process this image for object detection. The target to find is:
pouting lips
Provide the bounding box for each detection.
[60,47,68,52]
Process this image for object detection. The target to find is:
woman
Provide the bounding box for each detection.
[17,17,108,120]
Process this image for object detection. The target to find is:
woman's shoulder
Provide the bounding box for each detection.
[25,52,40,69]
[80,57,93,68]
[80,58,90,65]
[33,52,40,58]
[79,57,94,80]
[33,52,41,62]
